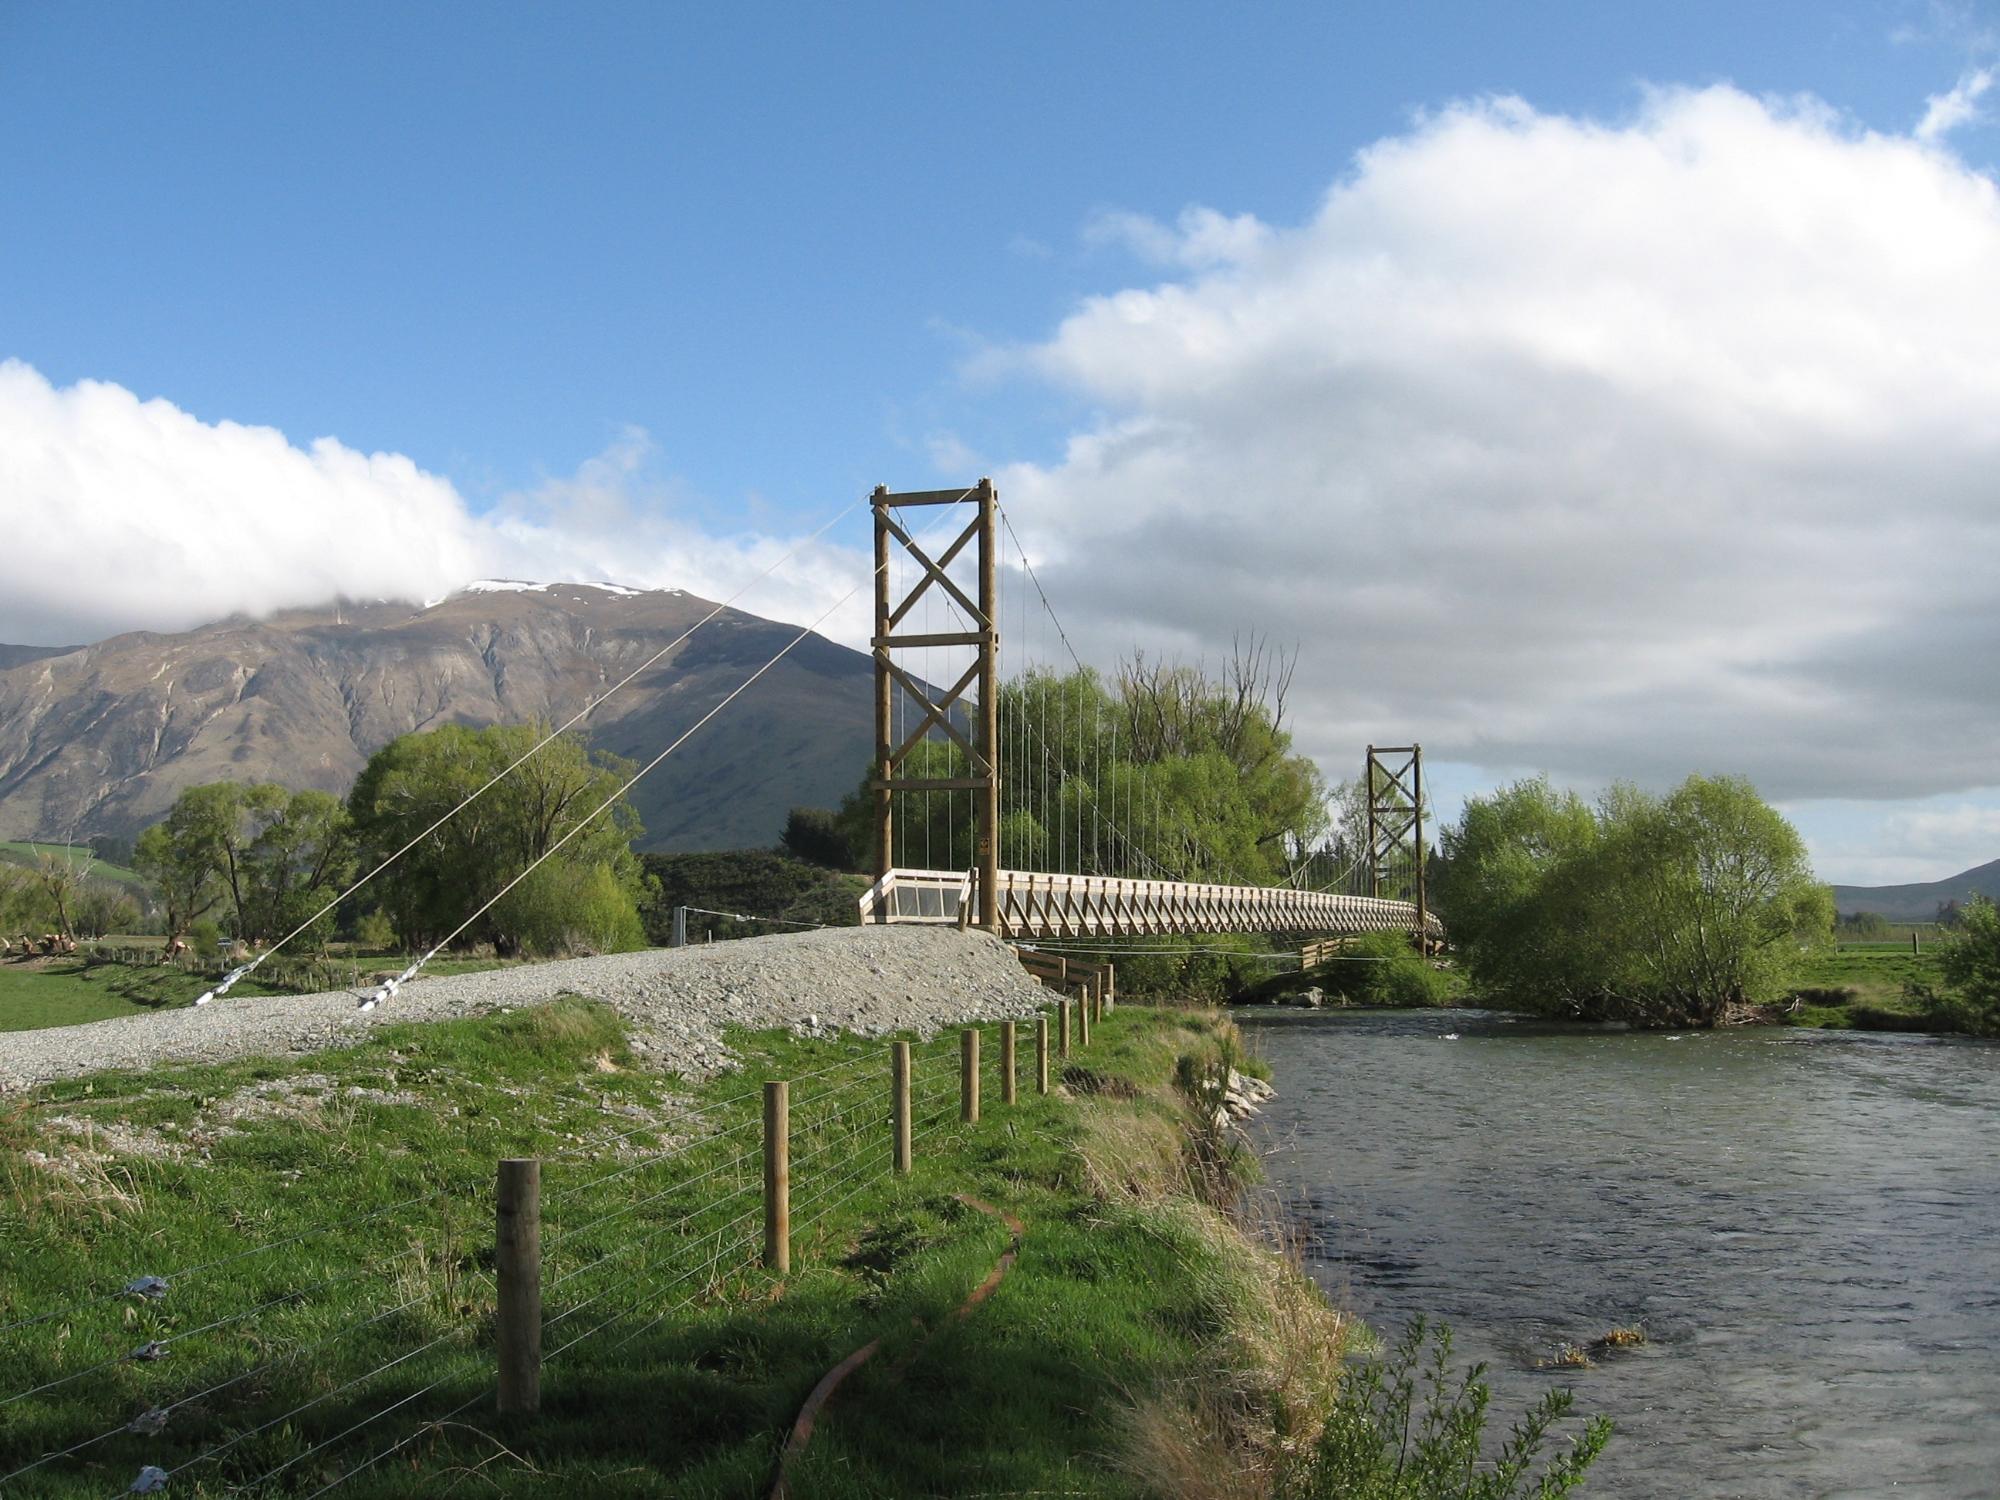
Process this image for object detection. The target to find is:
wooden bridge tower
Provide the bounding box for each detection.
[871,481,1000,932]
[1365,744,1427,937]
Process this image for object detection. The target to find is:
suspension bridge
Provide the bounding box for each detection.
[852,481,1440,948]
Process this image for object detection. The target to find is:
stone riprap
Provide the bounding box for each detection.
[0,927,1051,1092]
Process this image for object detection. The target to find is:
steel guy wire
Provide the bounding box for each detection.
[358,499,978,1012]
[188,491,870,1009]
[674,905,829,931]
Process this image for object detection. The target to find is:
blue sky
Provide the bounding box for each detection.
[3,1,1998,884]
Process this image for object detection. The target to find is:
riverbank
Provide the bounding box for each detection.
[1,1001,1378,1497]
[1232,936,1960,1036]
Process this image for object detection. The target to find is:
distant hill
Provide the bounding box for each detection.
[0,643,77,671]
[0,583,876,854]
[1831,858,2000,922]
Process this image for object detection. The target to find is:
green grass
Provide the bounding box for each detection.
[0,843,149,896]
[1783,944,1946,1031]
[0,1000,1265,1497]
[0,960,294,1032]
[0,954,519,1034]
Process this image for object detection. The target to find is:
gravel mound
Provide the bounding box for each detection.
[0,927,1053,1093]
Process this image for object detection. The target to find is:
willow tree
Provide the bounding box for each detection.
[1440,774,1832,1027]
[346,723,645,957]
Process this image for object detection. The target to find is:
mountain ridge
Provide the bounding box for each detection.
[1830,858,2000,922]
[0,584,874,853]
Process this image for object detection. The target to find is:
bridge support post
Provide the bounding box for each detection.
[869,480,1002,933]
[871,486,894,904]
[1366,744,1428,938]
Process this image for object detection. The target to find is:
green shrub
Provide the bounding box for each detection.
[1316,932,1460,1007]
[354,907,397,952]
[188,917,223,959]
[1286,1317,1610,1499]
[499,860,647,957]
[1910,896,2000,1036]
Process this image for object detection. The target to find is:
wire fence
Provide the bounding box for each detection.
[0,980,1111,1498]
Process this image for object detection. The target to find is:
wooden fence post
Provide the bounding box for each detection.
[1077,989,1090,1048]
[892,1041,912,1175]
[764,1081,790,1273]
[961,1028,980,1123]
[1000,1020,1017,1106]
[1058,1000,1071,1058]
[1036,1015,1050,1094]
[496,1158,542,1416]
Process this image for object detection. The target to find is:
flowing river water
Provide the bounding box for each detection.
[1237,1007,2000,1499]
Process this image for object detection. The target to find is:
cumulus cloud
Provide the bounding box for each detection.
[1917,66,1994,140]
[994,85,2000,804]
[0,360,491,643]
[0,360,867,648]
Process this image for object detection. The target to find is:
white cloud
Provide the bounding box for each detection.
[0,360,492,644]
[1085,205,1273,268]
[0,360,868,648]
[1916,66,1994,140]
[993,85,2000,803]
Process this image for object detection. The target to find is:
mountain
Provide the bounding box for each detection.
[1830,859,2000,922]
[0,583,875,854]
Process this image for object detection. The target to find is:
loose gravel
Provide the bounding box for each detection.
[0,927,1054,1093]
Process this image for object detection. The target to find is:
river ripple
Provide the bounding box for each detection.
[1238,1007,2000,1500]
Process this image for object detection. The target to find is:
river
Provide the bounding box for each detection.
[1237,1006,2000,1499]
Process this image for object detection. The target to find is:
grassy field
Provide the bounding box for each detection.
[0,959,296,1032]
[0,842,149,896]
[0,1001,1352,1498]
[0,952,519,1034]
[1786,942,1945,1031]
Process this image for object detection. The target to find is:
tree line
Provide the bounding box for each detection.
[131,722,648,959]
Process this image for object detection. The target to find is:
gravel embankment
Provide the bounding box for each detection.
[0,927,1053,1092]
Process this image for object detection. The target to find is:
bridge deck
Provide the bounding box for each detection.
[860,867,1440,941]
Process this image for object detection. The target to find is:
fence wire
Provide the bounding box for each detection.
[2,1006,1081,1496]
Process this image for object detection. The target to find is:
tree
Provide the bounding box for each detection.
[779,807,854,870]
[347,723,645,957]
[133,783,355,950]
[70,881,140,939]
[832,650,1328,887]
[1440,774,1830,1027]
[1914,896,2000,1035]
[232,786,353,947]
[28,845,93,940]
[133,796,231,943]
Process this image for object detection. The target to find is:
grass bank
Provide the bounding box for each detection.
[0,998,1391,1498]
[1782,943,1948,1032]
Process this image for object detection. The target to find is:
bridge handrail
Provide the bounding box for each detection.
[860,866,1441,939]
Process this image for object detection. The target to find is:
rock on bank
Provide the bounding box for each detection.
[0,928,1050,1092]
